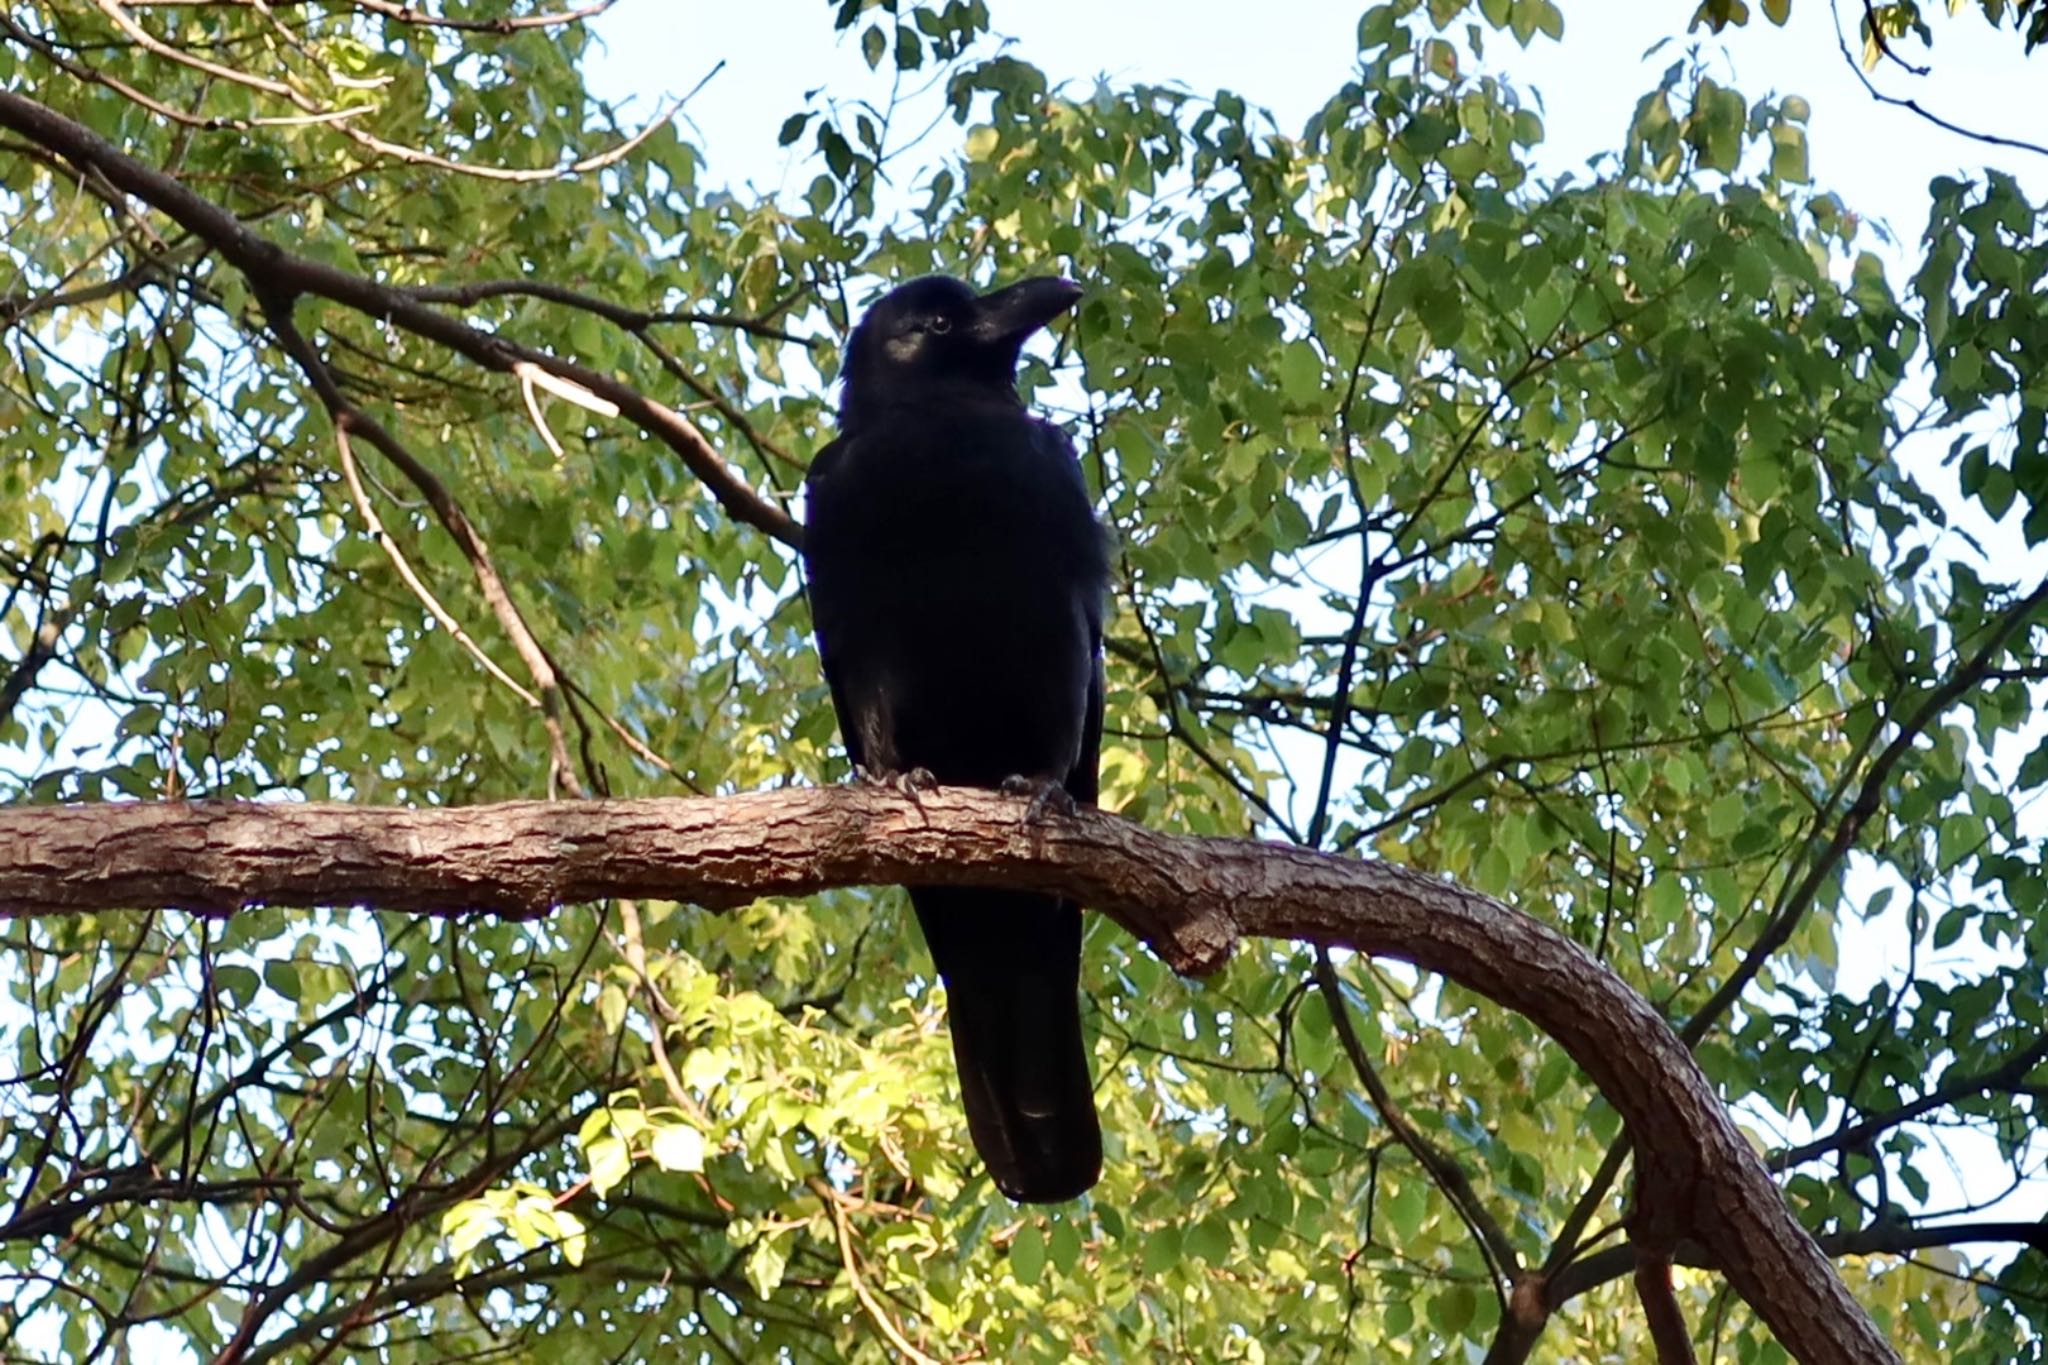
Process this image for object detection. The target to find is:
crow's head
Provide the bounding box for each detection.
[839,274,1081,422]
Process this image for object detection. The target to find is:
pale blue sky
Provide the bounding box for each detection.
[584,0,2045,262]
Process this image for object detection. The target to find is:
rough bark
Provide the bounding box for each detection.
[0,789,1901,1364]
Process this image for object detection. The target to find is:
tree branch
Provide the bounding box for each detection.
[0,789,1900,1363]
[1552,1217,2048,1307]
[1770,1030,2048,1173]
[1681,572,2048,1047]
[0,88,800,548]
[1315,949,1522,1297]
[1636,1250,1700,1365]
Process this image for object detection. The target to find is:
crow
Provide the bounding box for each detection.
[803,274,1108,1203]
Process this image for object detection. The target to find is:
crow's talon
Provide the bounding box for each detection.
[860,766,938,799]
[1001,774,1077,823]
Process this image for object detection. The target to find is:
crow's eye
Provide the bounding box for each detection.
[928,316,953,335]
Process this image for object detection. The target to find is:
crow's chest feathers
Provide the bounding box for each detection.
[827,418,1100,573]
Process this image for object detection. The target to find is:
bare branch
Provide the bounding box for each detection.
[1829,0,2048,158]
[1636,1251,1700,1365]
[332,425,541,709]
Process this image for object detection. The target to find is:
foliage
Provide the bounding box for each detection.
[1691,0,2048,56]
[3,0,2046,1360]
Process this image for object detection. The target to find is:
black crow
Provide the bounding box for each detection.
[803,274,1108,1203]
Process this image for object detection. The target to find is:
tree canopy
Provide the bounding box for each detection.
[1691,0,2048,59]
[3,1,2047,1361]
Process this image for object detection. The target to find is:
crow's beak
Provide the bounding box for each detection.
[970,276,1083,345]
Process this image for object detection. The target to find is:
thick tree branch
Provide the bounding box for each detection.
[0,789,1898,1363]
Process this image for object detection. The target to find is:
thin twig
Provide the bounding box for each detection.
[343,0,618,33]
[517,369,569,462]
[264,296,584,793]
[809,1178,947,1365]
[333,425,539,708]
[399,278,821,348]
[1314,949,1520,1298]
[92,0,295,98]
[1830,0,2048,157]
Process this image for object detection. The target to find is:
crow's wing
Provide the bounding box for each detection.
[803,434,867,772]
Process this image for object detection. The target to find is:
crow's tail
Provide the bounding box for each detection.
[909,887,1102,1203]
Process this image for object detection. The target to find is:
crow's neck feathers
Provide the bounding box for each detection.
[836,371,1028,433]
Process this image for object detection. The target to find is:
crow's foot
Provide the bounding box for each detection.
[1000,774,1077,823]
[858,765,939,800]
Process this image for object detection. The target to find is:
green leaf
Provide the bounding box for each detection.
[1707,791,1746,839]
[1186,1217,1231,1263]
[746,1238,789,1297]
[1384,1178,1428,1241]
[650,1123,705,1173]
[1010,1220,1046,1284]
[1140,1223,1183,1276]
[585,1136,631,1198]
[1048,1217,1082,1274]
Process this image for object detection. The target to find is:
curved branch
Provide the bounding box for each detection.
[1829,0,2048,159]
[0,789,1899,1363]
[263,300,583,793]
[0,88,801,547]
[810,1177,943,1365]
[331,425,540,709]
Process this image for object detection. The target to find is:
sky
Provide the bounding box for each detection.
[582,0,2045,251]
